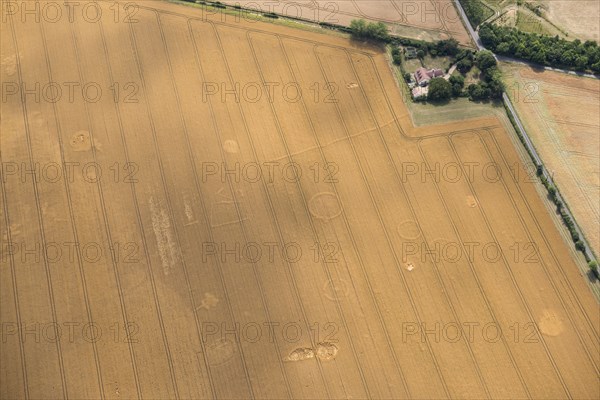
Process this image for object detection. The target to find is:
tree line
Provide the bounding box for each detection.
[458,0,494,27]
[479,24,600,73]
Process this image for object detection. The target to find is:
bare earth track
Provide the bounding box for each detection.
[1,1,598,399]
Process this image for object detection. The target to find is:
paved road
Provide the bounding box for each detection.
[452,0,483,49]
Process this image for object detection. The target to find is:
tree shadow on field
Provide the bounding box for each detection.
[427,98,451,106]
[586,269,598,284]
[348,37,387,52]
[527,65,546,75]
[467,98,496,105]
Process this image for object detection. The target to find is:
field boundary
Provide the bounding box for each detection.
[170,0,477,48]
[503,94,598,271]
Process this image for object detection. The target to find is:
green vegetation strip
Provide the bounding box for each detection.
[480,24,600,73]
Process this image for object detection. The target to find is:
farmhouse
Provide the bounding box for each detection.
[414,67,444,86]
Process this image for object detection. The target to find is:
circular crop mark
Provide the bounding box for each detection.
[308,192,342,221]
[315,342,338,361]
[70,130,92,152]
[205,338,236,366]
[223,140,240,154]
[397,220,421,240]
[323,279,350,301]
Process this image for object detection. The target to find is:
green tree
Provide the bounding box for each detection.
[366,21,389,41]
[459,0,493,27]
[531,50,547,65]
[457,57,473,73]
[485,68,505,98]
[496,42,510,53]
[451,83,463,97]
[468,83,491,100]
[575,56,589,70]
[475,50,497,72]
[436,39,459,56]
[349,19,389,42]
[349,19,367,38]
[479,23,597,72]
[449,75,465,97]
[427,78,452,101]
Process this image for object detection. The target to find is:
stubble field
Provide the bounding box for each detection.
[541,0,599,42]
[211,0,473,45]
[1,1,598,399]
[502,63,600,259]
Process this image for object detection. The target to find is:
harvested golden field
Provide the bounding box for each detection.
[541,0,599,42]
[212,0,473,45]
[502,63,600,259]
[487,0,599,41]
[1,1,599,399]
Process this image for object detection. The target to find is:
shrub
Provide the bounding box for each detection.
[555,200,563,211]
[571,230,580,242]
[391,48,402,65]
[589,261,599,279]
[451,83,463,97]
